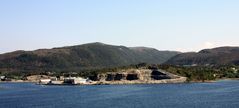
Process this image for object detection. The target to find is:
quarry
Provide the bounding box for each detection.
[93,68,187,85]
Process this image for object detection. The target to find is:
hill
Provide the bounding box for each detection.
[165,47,239,66]
[0,42,180,73]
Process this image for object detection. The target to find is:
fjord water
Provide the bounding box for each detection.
[0,80,239,108]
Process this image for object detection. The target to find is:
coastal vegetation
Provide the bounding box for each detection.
[158,65,239,82]
[1,63,239,82]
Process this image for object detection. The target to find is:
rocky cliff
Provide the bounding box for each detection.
[95,69,186,84]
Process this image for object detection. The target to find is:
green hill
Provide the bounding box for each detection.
[165,47,239,66]
[0,42,180,73]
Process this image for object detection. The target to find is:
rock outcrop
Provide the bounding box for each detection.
[95,69,186,84]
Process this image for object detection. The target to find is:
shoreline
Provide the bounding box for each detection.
[0,80,36,83]
[185,78,239,83]
[1,77,187,85]
[1,77,238,85]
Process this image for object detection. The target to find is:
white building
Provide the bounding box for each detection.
[0,76,6,81]
[0,76,5,79]
[64,77,87,84]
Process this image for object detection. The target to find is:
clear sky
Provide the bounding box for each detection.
[1,0,239,54]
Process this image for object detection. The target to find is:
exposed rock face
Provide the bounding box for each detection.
[104,73,140,81]
[96,69,181,83]
[126,74,139,80]
[26,75,50,82]
[151,70,171,80]
[106,74,115,81]
[115,74,126,80]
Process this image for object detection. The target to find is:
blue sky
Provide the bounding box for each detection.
[0,0,239,53]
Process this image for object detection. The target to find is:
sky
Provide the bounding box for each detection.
[0,0,239,54]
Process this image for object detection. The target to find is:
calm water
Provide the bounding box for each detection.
[0,80,239,108]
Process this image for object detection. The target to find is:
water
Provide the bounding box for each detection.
[0,80,239,108]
